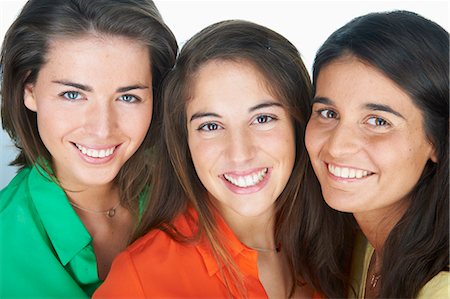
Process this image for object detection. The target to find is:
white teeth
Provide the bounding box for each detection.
[328,164,371,179]
[224,168,268,188]
[75,144,116,158]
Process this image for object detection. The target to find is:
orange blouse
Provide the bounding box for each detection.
[94,209,268,298]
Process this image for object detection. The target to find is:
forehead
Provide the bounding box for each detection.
[191,59,274,97]
[315,57,414,111]
[38,34,151,83]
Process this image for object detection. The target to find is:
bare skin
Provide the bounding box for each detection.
[66,186,137,280]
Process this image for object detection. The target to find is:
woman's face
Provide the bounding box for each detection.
[305,57,436,219]
[186,60,295,222]
[24,34,153,190]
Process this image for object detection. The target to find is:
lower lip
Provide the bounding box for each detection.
[72,143,119,165]
[222,169,271,194]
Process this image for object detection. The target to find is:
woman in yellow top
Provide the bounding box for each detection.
[0,0,177,297]
[303,10,449,298]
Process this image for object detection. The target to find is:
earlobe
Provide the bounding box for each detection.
[430,149,438,163]
[23,83,37,112]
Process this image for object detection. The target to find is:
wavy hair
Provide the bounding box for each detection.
[1,0,177,206]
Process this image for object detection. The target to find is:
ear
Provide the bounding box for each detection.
[23,83,37,112]
[430,147,438,163]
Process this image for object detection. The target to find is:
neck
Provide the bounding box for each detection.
[220,206,277,251]
[353,198,409,255]
[65,183,120,212]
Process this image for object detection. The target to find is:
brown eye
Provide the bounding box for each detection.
[368,116,389,126]
[199,122,221,131]
[319,109,337,119]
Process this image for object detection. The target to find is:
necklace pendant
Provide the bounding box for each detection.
[107,208,116,217]
[370,273,381,288]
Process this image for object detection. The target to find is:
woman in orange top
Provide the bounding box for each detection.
[94,20,321,298]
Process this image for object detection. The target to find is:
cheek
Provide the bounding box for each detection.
[305,122,322,157]
[125,108,153,142]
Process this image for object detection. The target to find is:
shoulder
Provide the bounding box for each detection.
[95,214,207,298]
[0,167,32,213]
[417,271,450,298]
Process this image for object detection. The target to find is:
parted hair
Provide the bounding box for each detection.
[301,10,449,298]
[1,0,177,205]
[134,19,320,297]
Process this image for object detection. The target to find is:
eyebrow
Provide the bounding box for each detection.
[364,103,404,118]
[189,100,282,122]
[311,96,332,105]
[52,80,149,93]
[312,96,404,118]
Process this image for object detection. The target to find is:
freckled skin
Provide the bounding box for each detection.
[305,58,435,220]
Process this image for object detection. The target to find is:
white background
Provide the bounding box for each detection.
[1,0,448,188]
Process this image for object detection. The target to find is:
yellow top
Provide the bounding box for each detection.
[349,233,450,298]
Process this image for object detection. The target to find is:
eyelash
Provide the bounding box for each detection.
[252,114,277,124]
[60,91,82,101]
[118,94,141,103]
[366,116,391,127]
[316,108,391,127]
[316,108,338,119]
[59,91,141,103]
[196,114,277,132]
[198,122,222,132]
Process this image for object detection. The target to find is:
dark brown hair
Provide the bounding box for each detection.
[1,0,178,205]
[134,19,320,297]
[304,10,449,298]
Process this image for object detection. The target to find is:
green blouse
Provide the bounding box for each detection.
[0,165,101,298]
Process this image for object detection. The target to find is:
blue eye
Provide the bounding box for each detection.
[198,122,221,131]
[367,116,389,127]
[319,109,337,119]
[62,91,81,101]
[119,94,138,103]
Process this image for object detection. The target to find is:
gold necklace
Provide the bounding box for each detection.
[370,272,381,288]
[69,200,121,218]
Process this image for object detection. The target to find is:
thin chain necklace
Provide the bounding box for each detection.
[69,200,121,218]
[248,244,281,253]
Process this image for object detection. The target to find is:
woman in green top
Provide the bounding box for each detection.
[301,10,449,299]
[0,0,177,297]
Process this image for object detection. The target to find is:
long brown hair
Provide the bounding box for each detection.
[1,0,178,205]
[304,10,449,298]
[134,19,320,297]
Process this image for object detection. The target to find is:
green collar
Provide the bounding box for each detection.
[28,164,92,265]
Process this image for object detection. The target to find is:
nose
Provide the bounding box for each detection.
[325,122,363,158]
[225,128,256,163]
[85,101,117,138]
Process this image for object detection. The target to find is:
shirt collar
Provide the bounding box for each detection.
[188,208,259,278]
[28,164,92,265]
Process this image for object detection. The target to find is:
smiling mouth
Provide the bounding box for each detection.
[327,164,373,179]
[74,143,117,158]
[223,168,268,188]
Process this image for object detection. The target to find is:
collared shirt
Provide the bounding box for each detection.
[0,165,101,298]
[349,232,450,298]
[93,208,269,298]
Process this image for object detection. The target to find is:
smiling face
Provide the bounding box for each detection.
[186,60,295,222]
[24,34,153,190]
[305,57,436,219]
